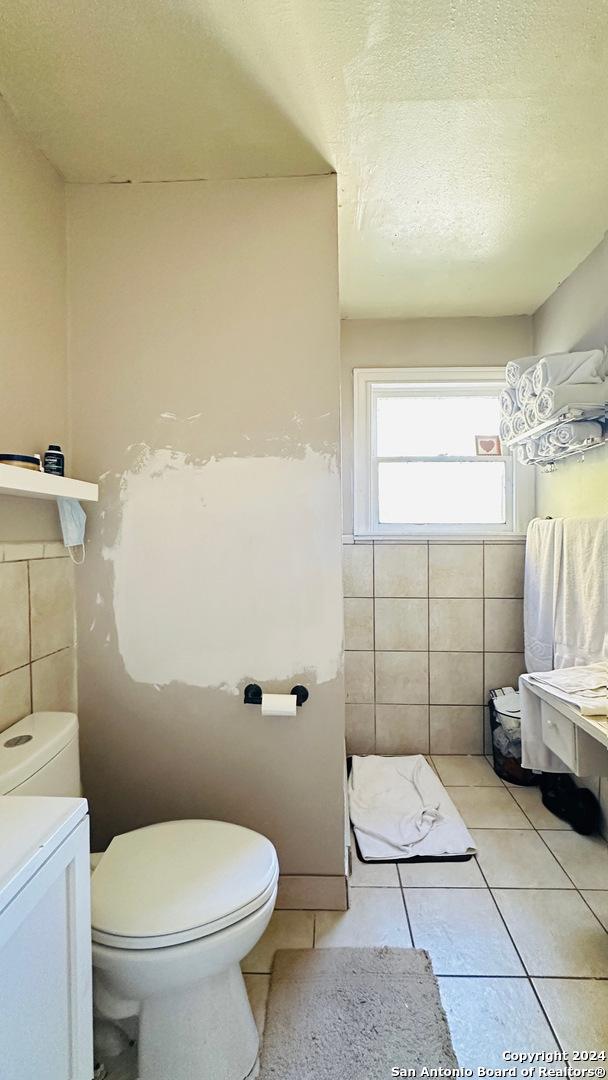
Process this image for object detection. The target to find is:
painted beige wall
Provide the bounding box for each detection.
[533,233,608,518]
[67,175,346,876]
[0,96,66,542]
[341,316,533,533]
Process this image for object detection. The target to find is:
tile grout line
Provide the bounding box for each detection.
[397,867,416,947]
[426,541,431,754]
[532,818,608,935]
[26,559,33,711]
[473,848,565,1054]
[372,543,377,751]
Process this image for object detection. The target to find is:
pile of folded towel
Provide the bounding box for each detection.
[527,663,608,719]
[500,349,607,460]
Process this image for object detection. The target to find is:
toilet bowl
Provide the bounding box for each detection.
[91,818,279,1080]
[0,713,278,1079]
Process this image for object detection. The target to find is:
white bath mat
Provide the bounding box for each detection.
[349,754,476,861]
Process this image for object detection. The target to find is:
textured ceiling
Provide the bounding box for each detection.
[1,1,607,316]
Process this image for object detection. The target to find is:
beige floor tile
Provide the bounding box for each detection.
[433,754,502,787]
[315,887,412,949]
[398,857,485,888]
[581,890,608,930]
[244,973,270,1036]
[438,977,557,1070]
[539,830,608,889]
[447,787,532,829]
[471,829,573,888]
[493,889,608,976]
[507,784,571,830]
[532,978,608,1056]
[350,832,400,887]
[404,888,523,975]
[241,910,314,974]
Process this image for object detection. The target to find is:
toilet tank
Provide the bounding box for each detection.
[0,712,81,796]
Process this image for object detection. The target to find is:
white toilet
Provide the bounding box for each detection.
[0,711,279,1080]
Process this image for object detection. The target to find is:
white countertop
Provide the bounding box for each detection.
[0,796,88,913]
[521,674,608,750]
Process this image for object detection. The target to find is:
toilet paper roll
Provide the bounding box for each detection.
[261,693,297,717]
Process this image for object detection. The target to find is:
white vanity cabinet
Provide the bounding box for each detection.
[0,797,93,1080]
[522,675,608,776]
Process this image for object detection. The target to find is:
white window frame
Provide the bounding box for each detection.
[353,367,535,539]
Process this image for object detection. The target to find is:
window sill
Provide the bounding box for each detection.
[344,533,526,544]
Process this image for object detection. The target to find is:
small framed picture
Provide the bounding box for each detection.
[475,435,502,456]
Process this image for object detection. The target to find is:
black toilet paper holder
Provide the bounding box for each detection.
[243,683,309,707]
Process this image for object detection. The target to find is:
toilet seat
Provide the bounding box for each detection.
[91,819,279,950]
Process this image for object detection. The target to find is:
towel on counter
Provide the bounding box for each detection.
[535,382,608,420]
[549,420,603,448]
[554,517,608,669]
[349,754,475,861]
[524,518,563,673]
[528,663,608,717]
[505,356,539,388]
[532,349,608,395]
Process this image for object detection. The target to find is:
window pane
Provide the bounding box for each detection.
[377,395,501,457]
[378,461,506,524]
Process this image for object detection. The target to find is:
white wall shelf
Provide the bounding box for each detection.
[505,403,607,448]
[0,464,98,502]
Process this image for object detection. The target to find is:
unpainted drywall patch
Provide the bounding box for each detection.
[103,445,343,692]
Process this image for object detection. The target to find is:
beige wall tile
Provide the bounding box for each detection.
[484,543,525,598]
[376,704,429,754]
[345,651,374,704]
[0,562,30,675]
[31,646,77,713]
[430,706,483,754]
[374,598,428,651]
[0,666,31,733]
[3,542,45,562]
[484,652,525,700]
[344,598,373,650]
[430,652,483,705]
[343,545,373,597]
[375,651,429,704]
[345,704,375,755]
[430,598,483,652]
[374,544,427,598]
[429,545,483,597]
[276,875,347,910]
[43,541,67,558]
[484,599,524,652]
[29,558,75,660]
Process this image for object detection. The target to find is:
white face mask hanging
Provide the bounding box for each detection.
[56,497,87,564]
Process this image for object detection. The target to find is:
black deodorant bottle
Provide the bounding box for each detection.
[44,444,65,476]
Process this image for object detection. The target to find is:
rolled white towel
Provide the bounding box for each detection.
[551,420,603,447]
[516,370,535,407]
[538,434,554,458]
[499,416,513,443]
[532,349,607,395]
[512,411,527,436]
[524,398,538,430]
[505,356,538,388]
[500,387,518,417]
[516,445,528,465]
[535,383,608,420]
[525,439,540,461]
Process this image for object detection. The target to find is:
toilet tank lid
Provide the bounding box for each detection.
[0,712,78,795]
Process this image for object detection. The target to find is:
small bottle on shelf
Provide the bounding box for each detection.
[43,444,65,476]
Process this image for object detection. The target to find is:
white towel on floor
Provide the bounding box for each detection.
[532,349,608,395]
[524,518,563,673]
[554,517,608,669]
[535,382,608,420]
[348,754,475,860]
[505,356,538,388]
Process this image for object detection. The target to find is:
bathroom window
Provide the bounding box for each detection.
[353,367,533,537]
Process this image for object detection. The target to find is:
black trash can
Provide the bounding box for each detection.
[489,687,538,787]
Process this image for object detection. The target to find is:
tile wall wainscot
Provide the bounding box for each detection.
[0,541,77,732]
[343,541,526,757]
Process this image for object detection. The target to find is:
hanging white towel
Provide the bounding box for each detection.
[505,356,539,388]
[535,382,608,420]
[532,349,608,395]
[348,755,475,860]
[553,517,608,669]
[524,518,563,673]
